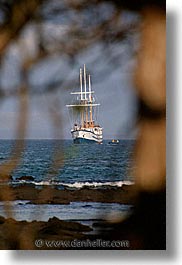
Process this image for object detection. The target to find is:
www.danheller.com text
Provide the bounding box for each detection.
[34,239,130,249]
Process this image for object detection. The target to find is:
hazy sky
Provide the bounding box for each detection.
[0,7,139,140]
[0,57,138,139]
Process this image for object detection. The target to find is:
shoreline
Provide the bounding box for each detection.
[0,184,137,249]
[0,184,136,204]
[0,215,95,249]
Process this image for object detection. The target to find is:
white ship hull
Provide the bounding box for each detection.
[71,127,103,144]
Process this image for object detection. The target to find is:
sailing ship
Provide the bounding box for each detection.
[66,64,103,144]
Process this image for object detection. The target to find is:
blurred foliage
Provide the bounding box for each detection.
[0,0,166,250]
[0,0,141,97]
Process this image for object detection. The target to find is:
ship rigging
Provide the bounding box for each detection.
[66,64,103,144]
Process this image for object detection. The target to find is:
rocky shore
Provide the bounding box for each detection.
[0,183,137,249]
[0,184,136,204]
[0,215,95,249]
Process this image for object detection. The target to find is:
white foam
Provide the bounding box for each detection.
[60,180,134,188]
[15,180,134,188]
[32,181,51,186]
[0,200,30,206]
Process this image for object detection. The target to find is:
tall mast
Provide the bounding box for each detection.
[83,64,87,101]
[80,68,84,126]
[88,74,93,124]
[88,74,92,102]
[80,68,83,100]
[84,64,88,126]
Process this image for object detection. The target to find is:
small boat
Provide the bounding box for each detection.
[108,139,120,145]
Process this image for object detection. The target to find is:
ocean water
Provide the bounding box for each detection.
[0,140,135,221]
[0,200,132,222]
[0,140,135,188]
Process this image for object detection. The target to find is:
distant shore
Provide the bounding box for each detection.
[0,184,136,204]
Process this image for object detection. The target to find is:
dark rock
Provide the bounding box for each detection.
[0,185,136,204]
[18,176,34,181]
[47,217,92,232]
[0,215,93,249]
[0,216,5,224]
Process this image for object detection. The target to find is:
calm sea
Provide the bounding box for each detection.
[0,140,134,187]
[0,140,135,221]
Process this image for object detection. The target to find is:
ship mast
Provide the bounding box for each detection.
[66,65,100,128]
[80,68,83,101]
[88,74,93,125]
[83,64,87,101]
[83,64,88,126]
[80,68,84,127]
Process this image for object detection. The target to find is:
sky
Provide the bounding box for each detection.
[0,5,139,140]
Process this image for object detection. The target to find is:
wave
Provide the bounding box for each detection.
[0,200,30,206]
[56,180,134,189]
[11,180,134,189]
